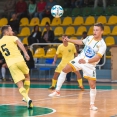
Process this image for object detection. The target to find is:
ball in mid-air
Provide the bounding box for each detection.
[51,5,64,18]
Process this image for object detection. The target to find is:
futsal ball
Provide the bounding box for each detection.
[51,5,64,18]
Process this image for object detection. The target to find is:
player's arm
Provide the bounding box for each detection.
[79,54,101,64]
[65,37,83,45]
[16,40,30,61]
[79,44,106,64]
[53,54,58,65]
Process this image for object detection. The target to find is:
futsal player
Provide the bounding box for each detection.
[49,23,106,111]
[0,25,33,109]
[49,35,84,90]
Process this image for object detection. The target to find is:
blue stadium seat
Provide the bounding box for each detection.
[38,58,54,80]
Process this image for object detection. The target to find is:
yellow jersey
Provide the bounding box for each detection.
[0,36,24,67]
[56,42,76,63]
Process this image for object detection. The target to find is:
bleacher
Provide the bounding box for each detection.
[0,0,117,82]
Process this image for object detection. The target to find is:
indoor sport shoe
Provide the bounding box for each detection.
[22,97,26,103]
[90,106,98,111]
[79,86,85,91]
[48,91,60,97]
[27,99,33,109]
[48,86,55,90]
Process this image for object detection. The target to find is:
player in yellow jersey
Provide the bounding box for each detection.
[48,35,84,90]
[0,25,33,109]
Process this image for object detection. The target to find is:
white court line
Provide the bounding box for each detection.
[0,89,114,116]
[0,89,111,106]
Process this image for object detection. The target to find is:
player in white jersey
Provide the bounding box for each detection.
[48,23,107,111]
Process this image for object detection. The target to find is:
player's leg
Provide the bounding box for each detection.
[74,70,84,90]
[9,63,33,109]
[48,72,59,90]
[48,64,73,97]
[24,74,30,95]
[19,62,31,99]
[49,63,65,90]
[88,79,97,111]
[83,66,97,111]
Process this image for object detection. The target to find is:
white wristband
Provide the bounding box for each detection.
[85,59,89,63]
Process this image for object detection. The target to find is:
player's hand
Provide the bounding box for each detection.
[78,59,86,64]
[52,61,56,65]
[25,53,30,61]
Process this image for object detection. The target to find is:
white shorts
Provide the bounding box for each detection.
[68,57,96,80]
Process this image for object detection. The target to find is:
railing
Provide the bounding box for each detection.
[30,43,106,70]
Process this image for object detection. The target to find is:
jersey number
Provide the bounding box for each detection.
[1,44,10,56]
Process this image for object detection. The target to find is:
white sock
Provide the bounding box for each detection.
[1,67,6,78]
[56,71,67,91]
[90,88,96,105]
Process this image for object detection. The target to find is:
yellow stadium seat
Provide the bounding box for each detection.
[20,18,29,26]
[83,16,95,26]
[22,37,28,45]
[58,37,62,41]
[105,36,115,46]
[96,16,107,24]
[105,16,117,25]
[103,26,111,36]
[105,36,115,59]
[110,26,117,36]
[29,17,40,26]
[74,26,87,36]
[87,26,93,35]
[44,48,56,58]
[39,17,50,26]
[54,27,64,36]
[0,18,8,27]
[33,48,45,58]
[50,17,61,26]
[70,37,77,40]
[65,26,75,36]
[18,27,31,37]
[72,16,84,26]
[60,17,72,26]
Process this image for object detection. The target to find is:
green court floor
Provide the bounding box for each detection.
[0,82,117,90]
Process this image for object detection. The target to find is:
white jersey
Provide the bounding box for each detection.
[79,35,106,65]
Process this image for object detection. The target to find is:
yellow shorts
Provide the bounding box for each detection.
[9,61,29,83]
[55,62,67,73]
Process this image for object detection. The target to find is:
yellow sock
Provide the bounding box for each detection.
[52,79,57,87]
[77,79,83,87]
[24,80,30,94]
[19,87,28,101]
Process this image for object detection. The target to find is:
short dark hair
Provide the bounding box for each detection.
[1,25,10,35]
[94,23,104,31]
[45,22,50,26]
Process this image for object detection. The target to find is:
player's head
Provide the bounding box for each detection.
[62,34,67,42]
[1,25,14,36]
[93,23,104,39]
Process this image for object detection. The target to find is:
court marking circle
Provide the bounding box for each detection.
[0,105,56,117]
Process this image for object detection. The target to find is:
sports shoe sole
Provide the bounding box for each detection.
[28,100,33,109]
